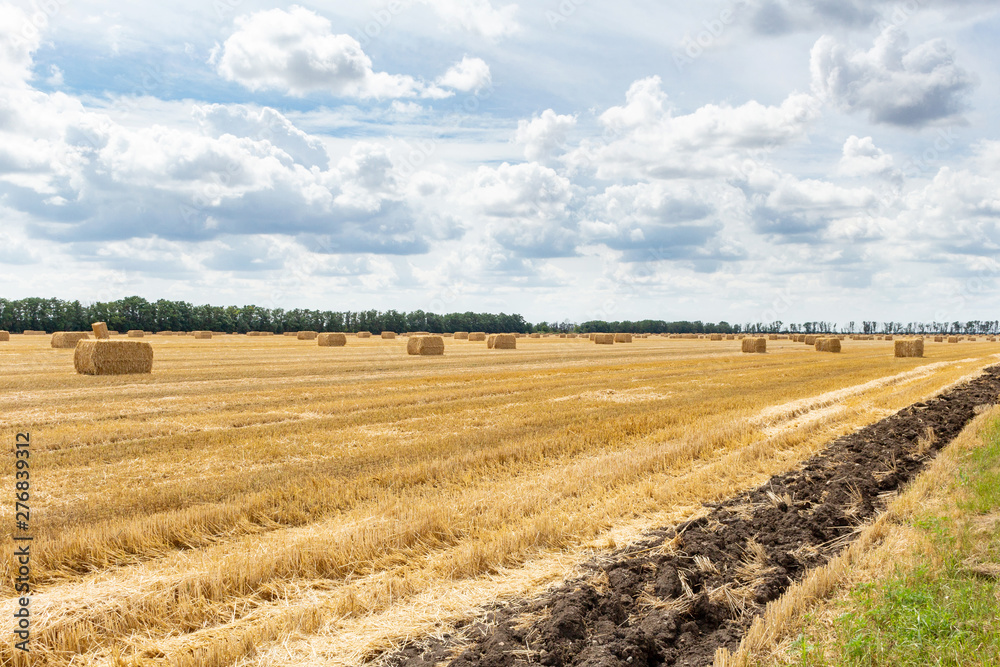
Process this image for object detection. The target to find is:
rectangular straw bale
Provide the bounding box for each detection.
[381,331,397,339]
[614,333,633,343]
[709,334,723,341]
[468,332,487,342]
[74,340,153,375]
[567,333,578,338]
[742,337,767,353]
[407,335,444,355]
[948,336,959,343]
[815,337,841,353]
[283,332,298,336]
[126,330,144,338]
[895,339,924,358]
[193,331,212,339]
[357,331,372,338]
[297,331,318,340]
[491,334,516,349]
[593,333,615,345]
[0,331,8,341]
[454,332,469,340]
[317,333,347,347]
[529,333,541,338]
[803,335,817,345]
[51,332,90,348]
[91,322,109,340]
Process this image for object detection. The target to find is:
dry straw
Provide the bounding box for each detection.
[895,339,924,358]
[357,331,372,339]
[803,335,817,345]
[529,333,541,338]
[614,333,633,343]
[91,322,109,340]
[297,331,318,341]
[726,334,735,340]
[317,333,347,347]
[74,341,153,375]
[193,331,212,340]
[593,333,615,345]
[51,332,90,348]
[468,332,487,342]
[126,330,144,338]
[742,337,767,353]
[381,332,397,339]
[567,333,578,338]
[948,336,959,343]
[490,334,516,350]
[709,334,723,341]
[0,331,8,342]
[407,336,445,355]
[453,332,469,340]
[283,332,298,336]
[814,338,841,353]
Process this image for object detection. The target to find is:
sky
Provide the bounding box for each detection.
[1,0,999,326]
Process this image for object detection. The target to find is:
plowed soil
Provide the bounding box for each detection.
[387,366,1000,667]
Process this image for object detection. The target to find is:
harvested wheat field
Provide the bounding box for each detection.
[2,335,1000,667]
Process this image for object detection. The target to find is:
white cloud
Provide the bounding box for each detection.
[415,0,520,40]
[0,5,40,86]
[838,135,897,179]
[213,6,437,99]
[514,109,576,164]
[811,26,976,126]
[568,77,820,180]
[436,56,492,93]
[193,104,330,169]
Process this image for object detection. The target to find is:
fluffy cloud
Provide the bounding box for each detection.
[838,135,897,179]
[569,77,820,180]
[436,56,491,93]
[811,27,975,126]
[0,5,38,86]
[213,6,448,99]
[746,0,878,35]
[193,104,330,169]
[415,0,520,40]
[514,109,576,164]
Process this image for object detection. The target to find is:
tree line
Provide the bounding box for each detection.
[0,297,996,336]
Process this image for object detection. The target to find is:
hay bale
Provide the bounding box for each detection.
[529,333,541,339]
[726,335,735,340]
[969,337,978,342]
[567,333,578,338]
[193,331,212,339]
[317,333,347,347]
[357,331,372,339]
[0,331,8,342]
[297,331,318,340]
[614,333,633,343]
[884,335,893,341]
[468,332,487,342]
[407,336,444,356]
[74,340,153,375]
[593,333,615,345]
[23,330,46,335]
[381,331,397,339]
[51,332,90,349]
[742,337,767,353]
[91,322,109,340]
[895,339,924,358]
[709,334,723,341]
[948,336,959,343]
[454,332,469,340]
[126,330,144,338]
[559,333,567,338]
[815,338,841,353]
[491,334,516,350]
[283,332,298,336]
[803,335,817,345]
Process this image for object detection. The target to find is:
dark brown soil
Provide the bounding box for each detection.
[385,366,1000,667]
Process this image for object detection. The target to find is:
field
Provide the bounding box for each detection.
[1,334,998,666]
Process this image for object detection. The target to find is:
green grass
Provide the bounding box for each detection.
[787,418,1000,667]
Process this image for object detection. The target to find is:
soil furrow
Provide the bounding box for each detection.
[385,365,1000,667]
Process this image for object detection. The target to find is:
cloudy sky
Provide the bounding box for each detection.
[1,0,999,325]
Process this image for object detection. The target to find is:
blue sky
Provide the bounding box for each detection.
[1,0,999,326]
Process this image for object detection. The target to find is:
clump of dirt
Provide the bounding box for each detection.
[387,367,1000,667]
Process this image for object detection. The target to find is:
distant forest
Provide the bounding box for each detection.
[0,297,997,336]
